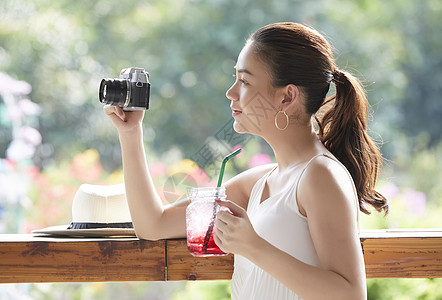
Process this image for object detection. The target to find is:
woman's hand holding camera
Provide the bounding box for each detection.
[104,105,145,135]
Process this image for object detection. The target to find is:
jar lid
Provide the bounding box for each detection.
[189,186,226,198]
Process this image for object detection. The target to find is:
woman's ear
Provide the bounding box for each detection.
[280,84,300,110]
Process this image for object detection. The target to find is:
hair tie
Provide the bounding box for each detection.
[332,69,344,85]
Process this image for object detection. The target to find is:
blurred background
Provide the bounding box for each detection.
[1,0,441,299]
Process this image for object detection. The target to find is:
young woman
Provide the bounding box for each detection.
[105,22,388,300]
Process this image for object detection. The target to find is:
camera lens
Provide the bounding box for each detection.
[99,78,130,107]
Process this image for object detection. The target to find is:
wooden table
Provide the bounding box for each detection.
[0,229,441,283]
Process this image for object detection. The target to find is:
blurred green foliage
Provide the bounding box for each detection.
[1,0,442,299]
[1,0,440,171]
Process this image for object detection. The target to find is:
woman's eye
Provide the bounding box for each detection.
[232,73,249,86]
[239,79,249,85]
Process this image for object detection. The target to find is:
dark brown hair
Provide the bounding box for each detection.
[249,22,388,214]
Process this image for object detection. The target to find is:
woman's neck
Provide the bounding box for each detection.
[265,123,325,170]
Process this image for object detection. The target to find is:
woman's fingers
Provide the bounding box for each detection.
[103,104,113,115]
[215,199,247,235]
[216,199,246,217]
[114,106,127,121]
[216,209,236,228]
[103,105,127,122]
[214,199,261,256]
[212,229,226,252]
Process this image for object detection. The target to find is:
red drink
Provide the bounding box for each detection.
[187,228,226,256]
[186,187,228,257]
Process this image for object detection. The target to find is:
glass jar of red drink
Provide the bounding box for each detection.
[186,187,228,257]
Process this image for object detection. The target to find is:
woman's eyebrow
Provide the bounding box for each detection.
[234,66,254,76]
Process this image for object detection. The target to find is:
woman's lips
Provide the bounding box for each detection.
[232,109,242,116]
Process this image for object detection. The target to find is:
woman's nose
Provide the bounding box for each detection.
[226,83,238,101]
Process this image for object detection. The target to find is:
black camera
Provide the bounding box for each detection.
[99,67,150,110]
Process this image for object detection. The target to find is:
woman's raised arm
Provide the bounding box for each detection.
[104,105,187,240]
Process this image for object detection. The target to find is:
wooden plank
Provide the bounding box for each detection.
[0,230,441,283]
[360,229,442,278]
[165,230,442,281]
[167,231,442,280]
[166,239,234,281]
[0,235,165,283]
[361,236,442,278]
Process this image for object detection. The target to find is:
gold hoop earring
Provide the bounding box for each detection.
[274,110,289,131]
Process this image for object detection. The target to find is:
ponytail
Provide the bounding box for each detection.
[317,69,389,215]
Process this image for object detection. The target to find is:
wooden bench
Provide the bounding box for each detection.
[0,229,441,283]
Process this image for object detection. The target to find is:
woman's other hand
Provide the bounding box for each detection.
[214,199,261,256]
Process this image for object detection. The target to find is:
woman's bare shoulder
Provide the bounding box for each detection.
[298,155,356,217]
[224,163,277,210]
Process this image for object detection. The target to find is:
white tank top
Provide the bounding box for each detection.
[230,153,359,300]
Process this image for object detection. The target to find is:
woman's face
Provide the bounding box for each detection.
[226,42,281,136]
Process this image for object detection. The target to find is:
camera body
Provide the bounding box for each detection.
[99,67,150,110]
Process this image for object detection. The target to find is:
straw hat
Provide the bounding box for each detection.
[32,184,136,237]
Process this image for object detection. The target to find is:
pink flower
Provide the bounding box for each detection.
[18,99,41,116]
[25,165,41,181]
[379,182,399,200]
[0,158,14,173]
[18,126,42,146]
[6,140,35,161]
[69,149,103,182]
[403,188,426,216]
[4,99,40,122]
[0,72,32,95]
[232,145,245,158]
